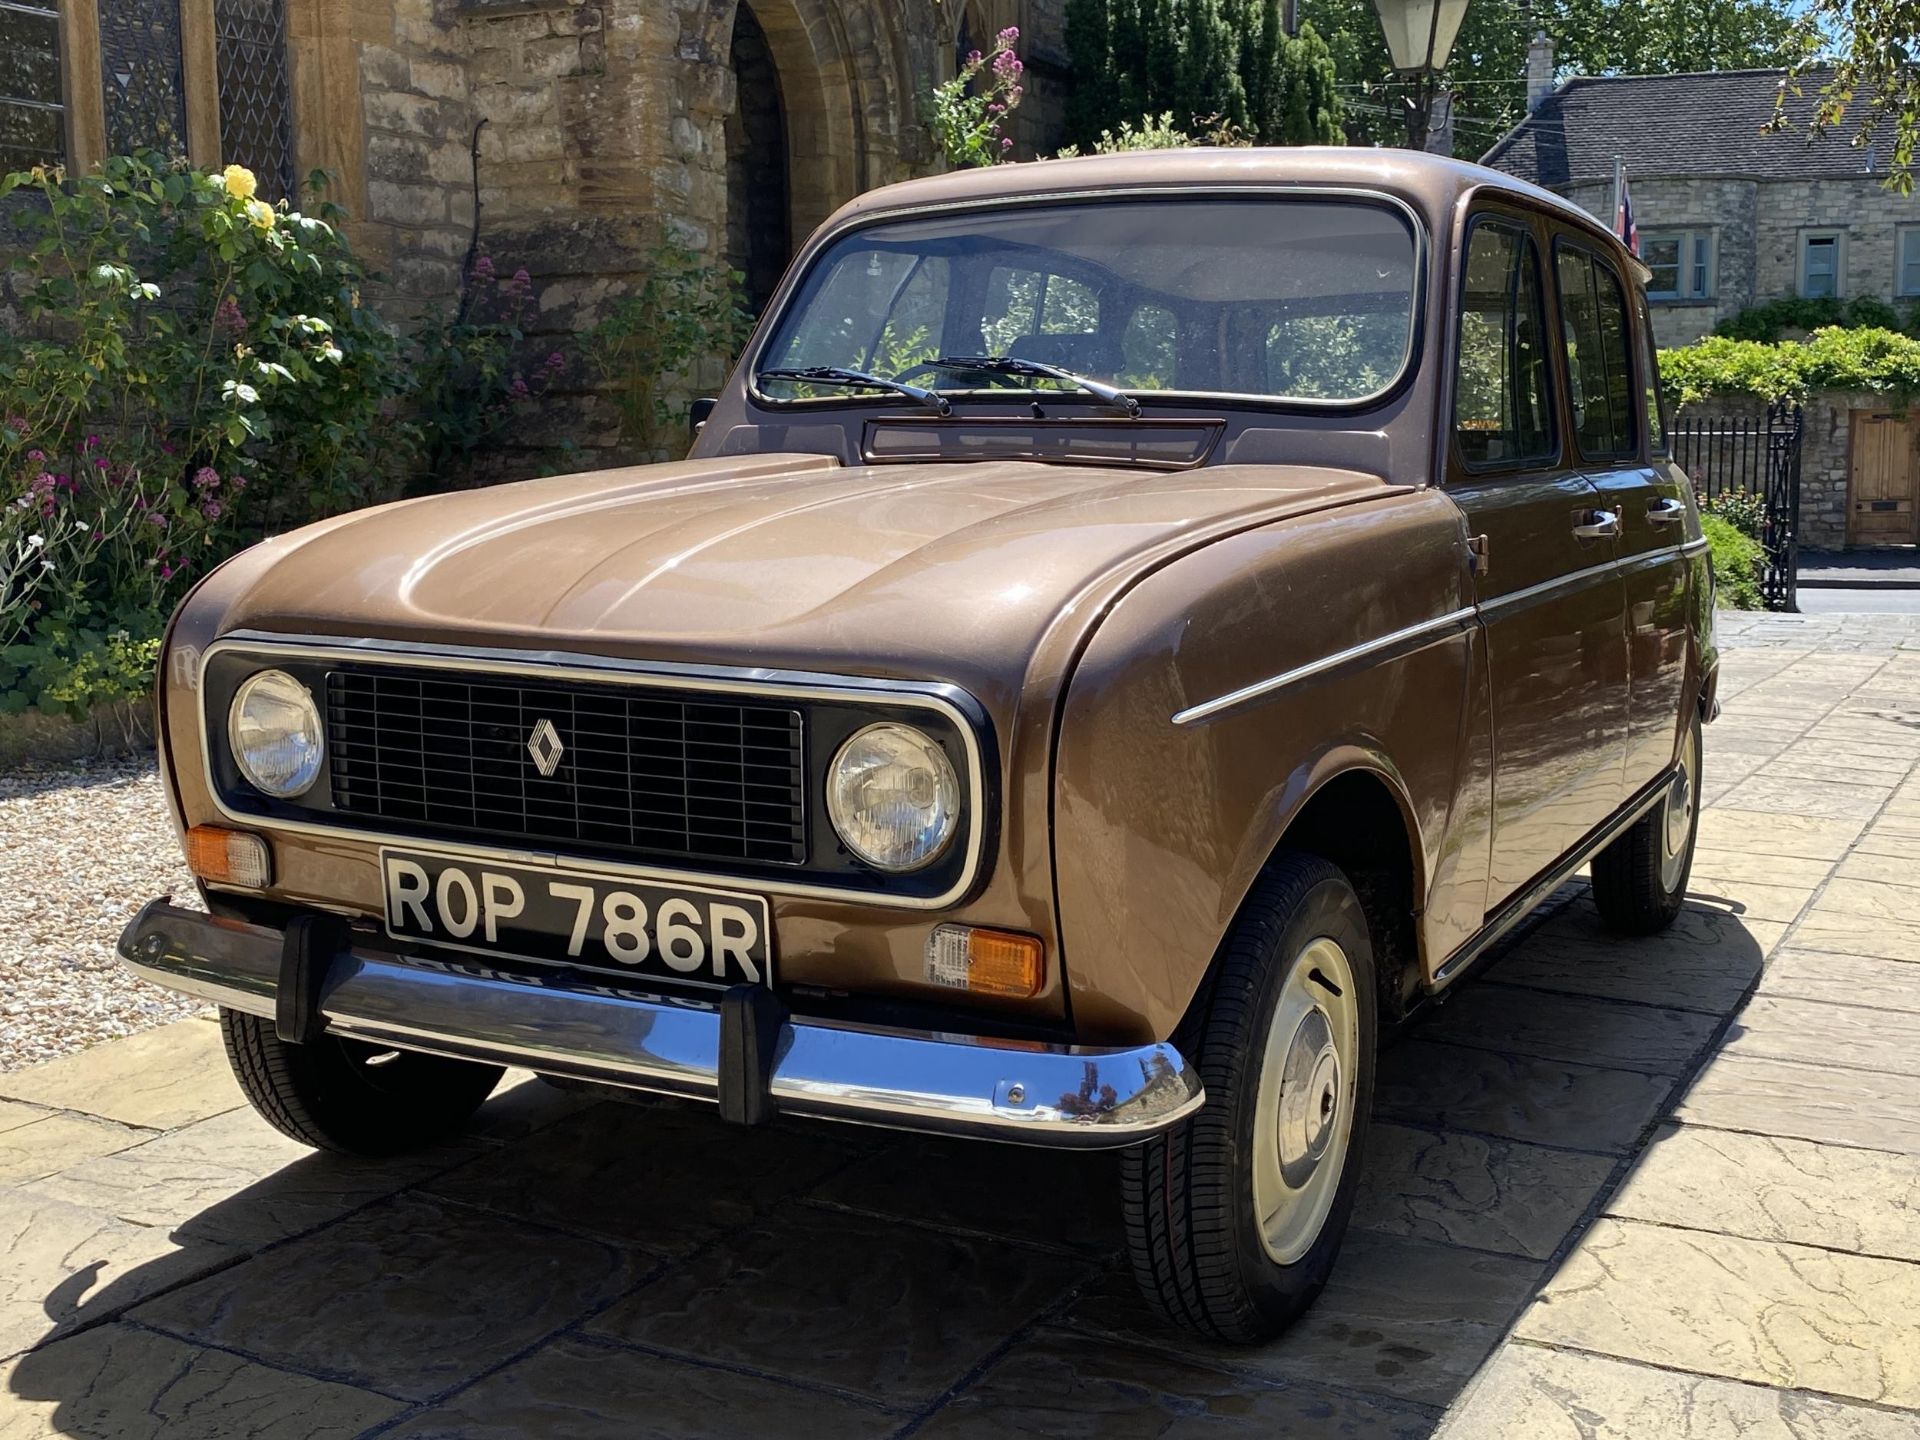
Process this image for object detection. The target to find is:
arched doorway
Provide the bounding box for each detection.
[724,2,792,313]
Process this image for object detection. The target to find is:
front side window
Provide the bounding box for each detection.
[1454,219,1554,469]
[759,198,1420,406]
[1555,243,1636,459]
[1801,232,1842,299]
[0,0,65,172]
[1641,228,1712,301]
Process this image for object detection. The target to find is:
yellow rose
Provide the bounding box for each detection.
[244,198,274,232]
[222,164,257,200]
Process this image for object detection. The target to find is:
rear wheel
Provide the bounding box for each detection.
[219,1009,503,1157]
[1121,855,1376,1342]
[1592,715,1701,935]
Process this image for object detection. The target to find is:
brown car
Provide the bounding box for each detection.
[121,149,1713,1342]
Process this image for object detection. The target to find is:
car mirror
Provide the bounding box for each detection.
[689,397,717,440]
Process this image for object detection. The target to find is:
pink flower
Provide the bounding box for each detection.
[511,267,531,293]
[545,350,566,371]
[231,474,248,490]
[1001,136,1014,149]
[213,296,246,333]
[997,25,1019,42]
[82,434,100,452]
[510,375,531,398]
[966,49,982,66]
[471,254,495,283]
[200,499,222,520]
[192,466,220,491]
[25,449,43,463]
[147,511,168,528]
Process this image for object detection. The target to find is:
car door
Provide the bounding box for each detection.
[1553,236,1691,794]
[1446,211,1631,912]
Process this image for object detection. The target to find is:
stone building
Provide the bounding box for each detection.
[3,0,1069,424]
[1485,62,1920,551]
[1482,64,1920,349]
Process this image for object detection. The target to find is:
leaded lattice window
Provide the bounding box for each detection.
[214,0,292,201]
[0,0,66,172]
[100,0,187,157]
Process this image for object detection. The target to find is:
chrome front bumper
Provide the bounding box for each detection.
[117,900,1203,1148]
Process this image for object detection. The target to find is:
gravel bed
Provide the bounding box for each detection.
[0,755,205,1072]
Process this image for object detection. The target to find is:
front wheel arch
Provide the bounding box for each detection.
[1196,761,1425,1036]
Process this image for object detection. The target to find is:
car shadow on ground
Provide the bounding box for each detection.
[8,889,1766,1437]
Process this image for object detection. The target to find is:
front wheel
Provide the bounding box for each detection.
[1121,854,1376,1342]
[219,1009,503,1157]
[1591,715,1701,936]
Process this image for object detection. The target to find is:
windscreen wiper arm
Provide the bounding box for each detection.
[758,366,951,415]
[925,354,1140,418]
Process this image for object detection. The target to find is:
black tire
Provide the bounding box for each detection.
[1121,854,1377,1342]
[1592,714,1701,936]
[219,1009,503,1157]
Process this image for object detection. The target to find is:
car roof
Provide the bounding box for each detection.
[821,148,1636,273]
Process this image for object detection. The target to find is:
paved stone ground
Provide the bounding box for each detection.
[0,610,1915,1436]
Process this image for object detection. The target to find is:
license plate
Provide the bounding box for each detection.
[380,849,772,987]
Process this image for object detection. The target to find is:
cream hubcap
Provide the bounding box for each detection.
[1252,936,1360,1265]
[1661,727,1699,891]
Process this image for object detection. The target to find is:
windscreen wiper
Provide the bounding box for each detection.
[758,366,951,415]
[924,354,1140,418]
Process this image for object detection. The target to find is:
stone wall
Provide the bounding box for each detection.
[299,0,1066,473]
[1675,390,1871,553]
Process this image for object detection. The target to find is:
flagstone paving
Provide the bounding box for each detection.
[0,607,1917,1437]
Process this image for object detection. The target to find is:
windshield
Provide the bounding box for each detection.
[757,197,1419,407]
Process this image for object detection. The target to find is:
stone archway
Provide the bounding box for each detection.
[703,0,915,257]
[724,2,791,311]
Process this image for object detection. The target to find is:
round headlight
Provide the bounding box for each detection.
[826,722,961,873]
[229,670,324,799]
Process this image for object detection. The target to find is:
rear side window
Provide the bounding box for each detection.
[1637,292,1669,454]
[1454,220,1555,468]
[1555,243,1637,459]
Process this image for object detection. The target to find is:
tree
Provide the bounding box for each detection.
[1297,0,1800,157]
[1064,0,1343,147]
[1774,0,1920,194]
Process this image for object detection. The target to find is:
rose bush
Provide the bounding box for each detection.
[0,152,563,718]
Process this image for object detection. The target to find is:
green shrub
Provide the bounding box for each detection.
[1660,326,1920,405]
[1713,295,1911,342]
[926,25,1026,167]
[1700,489,1768,541]
[1702,513,1765,610]
[0,153,567,718]
[580,241,753,461]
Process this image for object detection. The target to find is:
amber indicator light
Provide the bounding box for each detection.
[185,825,272,889]
[925,924,1046,998]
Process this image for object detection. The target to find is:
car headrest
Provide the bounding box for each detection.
[1006,333,1123,379]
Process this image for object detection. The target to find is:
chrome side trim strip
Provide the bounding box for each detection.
[119,901,1205,1149]
[196,633,990,912]
[1171,607,1477,726]
[1476,556,1622,619]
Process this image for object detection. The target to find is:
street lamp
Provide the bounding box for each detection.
[1370,0,1469,151]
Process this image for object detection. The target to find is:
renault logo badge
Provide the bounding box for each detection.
[526,717,565,777]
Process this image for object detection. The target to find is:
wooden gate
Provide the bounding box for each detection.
[1849,410,1920,546]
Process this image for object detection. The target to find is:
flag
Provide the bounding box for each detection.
[1614,162,1639,256]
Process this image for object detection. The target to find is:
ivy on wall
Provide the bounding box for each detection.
[1660,326,1920,406]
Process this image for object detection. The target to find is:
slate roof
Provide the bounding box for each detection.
[1481,69,1881,189]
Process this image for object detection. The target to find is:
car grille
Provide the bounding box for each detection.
[324,667,806,866]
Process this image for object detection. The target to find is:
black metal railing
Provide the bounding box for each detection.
[1671,401,1805,611]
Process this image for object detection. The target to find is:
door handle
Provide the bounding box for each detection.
[1647,497,1687,526]
[1573,509,1621,539]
